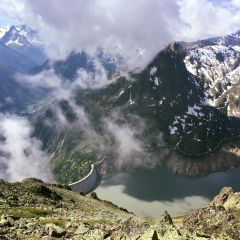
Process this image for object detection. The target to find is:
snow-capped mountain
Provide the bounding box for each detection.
[0,25,47,72]
[198,31,240,47]
[0,25,44,50]
[184,31,240,118]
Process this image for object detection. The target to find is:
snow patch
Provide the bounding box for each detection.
[119,90,125,96]
[150,66,157,75]
[6,38,24,46]
[154,77,160,86]
[169,126,178,135]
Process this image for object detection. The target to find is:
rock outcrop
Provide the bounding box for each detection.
[1,179,240,239]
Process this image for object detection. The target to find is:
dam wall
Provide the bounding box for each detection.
[69,159,103,195]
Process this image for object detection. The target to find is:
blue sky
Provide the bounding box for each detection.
[0,11,20,26]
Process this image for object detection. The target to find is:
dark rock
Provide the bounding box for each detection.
[46,224,67,238]
[152,230,159,240]
[33,185,63,201]
[103,231,112,239]
[90,192,99,200]
[160,211,173,225]
[196,232,211,238]
[0,235,7,240]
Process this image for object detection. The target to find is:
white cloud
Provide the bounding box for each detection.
[231,0,240,8]
[1,0,240,69]
[178,0,240,40]
[16,65,101,137]
[103,113,164,170]
[74,60,109,89]
[0,114,54,182]
[17,68,62,89]
[16,58,109,91]
[0,0,183,69]
[105,119,144,169]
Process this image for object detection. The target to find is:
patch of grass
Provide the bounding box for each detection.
[17,235,43,240]
[144,218,156,225]
[0,207,55,218]
[40,218,65,227]
[172,215,186,225]
[83,219,114,226]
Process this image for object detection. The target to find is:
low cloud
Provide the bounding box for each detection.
[178,0,240,41]
[17,58,110,91]
[105,118,146,169]
[18,69,62,90]
[74,60,109,89]
[103,113,167,170]
[17,67,170,173]
[0,114,54,182]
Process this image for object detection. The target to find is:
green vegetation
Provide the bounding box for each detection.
[40,218,65,227]
[0,207,55,219]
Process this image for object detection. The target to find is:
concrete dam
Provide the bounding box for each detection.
[69,159,104,195]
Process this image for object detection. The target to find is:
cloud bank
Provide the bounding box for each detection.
[1,0,240,69]
[0,114,54,182]
[178,0,240,40]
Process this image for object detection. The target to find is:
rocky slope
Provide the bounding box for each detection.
[183,31,240,117]
[0,178,240,239]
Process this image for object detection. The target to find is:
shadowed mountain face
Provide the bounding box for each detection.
[0,43,36,73]
[31,34,240,183]
[0,65,44,112]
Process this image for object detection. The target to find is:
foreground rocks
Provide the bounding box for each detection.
[0,178,240,239]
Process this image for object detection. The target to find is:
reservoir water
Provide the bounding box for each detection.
[96,166,240,218]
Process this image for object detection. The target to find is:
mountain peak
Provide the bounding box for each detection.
[0,24,43,47]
